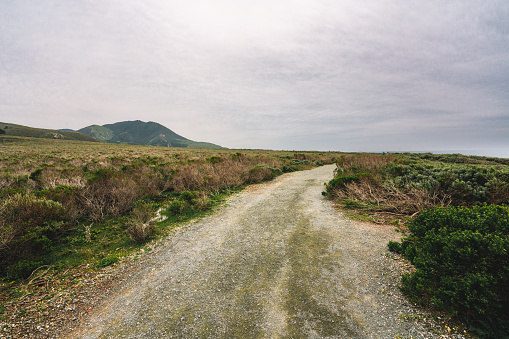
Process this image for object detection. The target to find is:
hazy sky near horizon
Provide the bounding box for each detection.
[1,1,508,155]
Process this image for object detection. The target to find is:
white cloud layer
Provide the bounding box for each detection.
[1,0,508,155]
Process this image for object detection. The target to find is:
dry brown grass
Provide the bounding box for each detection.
[1,137,341,224]
[329,153,451,221]
[333,179,451,216]
[125,203,157,243]
[335,153,395,173]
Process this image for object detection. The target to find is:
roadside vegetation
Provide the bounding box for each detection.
[325,152,509,337]
[0,136,340,327]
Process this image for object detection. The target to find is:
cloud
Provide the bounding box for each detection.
[0,0,508,154]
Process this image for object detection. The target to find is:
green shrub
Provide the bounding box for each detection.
[390,205,509,333]
[206,156,222,164]
[179,190,198,202]
[35,185,82,220]
[387,240,401,253]
[29,168,43,182]
[0,187,27,199]
[4,260,44,280]
[325,174,368,195]
[282,165,299,173]
[0,194,68,275]
[167,191,209,217]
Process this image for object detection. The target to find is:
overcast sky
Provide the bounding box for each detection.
[1,1,508,155]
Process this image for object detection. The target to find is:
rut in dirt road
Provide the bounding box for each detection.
[68,165,438,338]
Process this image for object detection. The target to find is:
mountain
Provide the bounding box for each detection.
[78,120,223,149]
[0,122,97,142]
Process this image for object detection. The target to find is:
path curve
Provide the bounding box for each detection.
[67,165,438,338]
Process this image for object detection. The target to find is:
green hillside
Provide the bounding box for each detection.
[78,125,114,142]
[0,122,97,142]
[79,120,223,149]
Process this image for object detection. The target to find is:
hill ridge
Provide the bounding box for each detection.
[0,122,97,142]
[79,120,222,149]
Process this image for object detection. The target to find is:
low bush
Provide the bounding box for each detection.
[124,202,158,243]
[35,185,82,220]
[282,165,299,173]
[166,191,211,219]
[125,220,156,244]
[247,165,274,183]
[29,168,43,183]
[0,194,68,276]
[206,156,222,164]
[4,259,44,280]
[389,205,509,334]
[325,174,361,192]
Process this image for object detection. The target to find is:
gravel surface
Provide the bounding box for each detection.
[59,165,462,338]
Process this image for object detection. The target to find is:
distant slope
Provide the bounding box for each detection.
[78,125,115,142]
[78,120,223,149]
[0,122,97,142]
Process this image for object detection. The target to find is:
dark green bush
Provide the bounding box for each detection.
[390,205,509,333]
[4,260,44,280]
[328,174,360,189]
[387,240,401,253]
[206,156,222,164]
[282,165,299,173]
[29,168,43,182]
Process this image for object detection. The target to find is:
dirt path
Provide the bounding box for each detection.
[66,165,440,338]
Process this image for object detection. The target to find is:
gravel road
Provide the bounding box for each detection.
[66,165,445,338]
